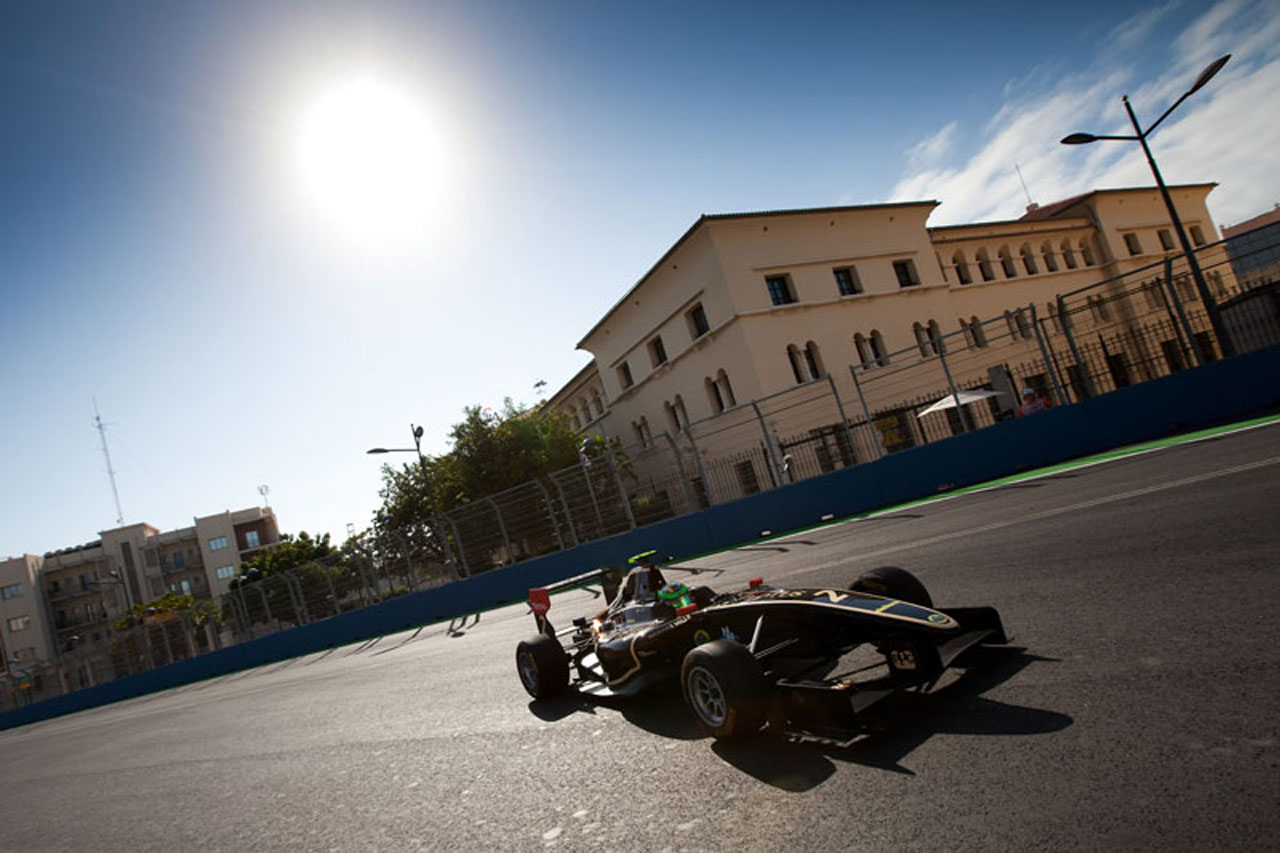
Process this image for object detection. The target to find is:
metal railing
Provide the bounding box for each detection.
[18,223,1280,702]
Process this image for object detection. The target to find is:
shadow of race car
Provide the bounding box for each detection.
[516,551,1009,744]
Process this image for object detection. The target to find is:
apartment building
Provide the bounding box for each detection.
[549,185,1228,454]
[0,554,53,674]
[1,506,279,687]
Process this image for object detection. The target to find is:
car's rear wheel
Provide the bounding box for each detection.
[681,640,767,739]
[516,634,569,700]
[849,566,933,607]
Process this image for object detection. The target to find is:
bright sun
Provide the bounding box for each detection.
[295,73,447,250]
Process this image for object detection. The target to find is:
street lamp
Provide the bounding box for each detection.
[367,424,462,576]
[1061,54,1234,357]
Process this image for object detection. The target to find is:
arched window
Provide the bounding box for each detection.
[1061,240,1078,269]
[706,377,725,413]
[663,401,679,434]
[960,318,975,349]
[1004,310,1018,338]
[1015,309,1032,338]
[1047,301,1062,333]
[999,246,1018,278]
[976,248,996,282]
[591,390,604,416]
[952,250,973,285]
[913,322,930,358]
[638,416,651,447]
[854,332,871,367]
[970,316,987,348]
[716,369,736,407]
[927,319,944,355]
[673,395,689,431]
[803,341,824,378]
[870,330,889,366]
[1020,244,1038,275]
[1079,239,1096,266]
[787,345,805,384]
[1041,242,1059,272]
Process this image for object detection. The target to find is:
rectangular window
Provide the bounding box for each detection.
[648,335,667,367]
[734,460,761,496]
[1189,225,1206,246]
[1,583,23,599]
[1124,233,1143,256]
[216,565,235,580]
[1161,339,1187,373]
[209,536,229,551]
[892,259,920,287]
[686,303,710,339]
[833,266,861,296]
[616,362,633,390]
[1158,229,1175,250]
[765,275,796,306]
[245,530,260,549]
[7,615,31,632]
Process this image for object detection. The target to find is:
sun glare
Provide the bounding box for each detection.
[295,73,448,251]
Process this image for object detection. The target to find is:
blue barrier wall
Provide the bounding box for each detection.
[4,344,1278,730]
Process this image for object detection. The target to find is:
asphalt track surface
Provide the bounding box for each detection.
[1,422,1277,851]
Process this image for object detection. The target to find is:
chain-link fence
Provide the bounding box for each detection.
[25,223,1280,701]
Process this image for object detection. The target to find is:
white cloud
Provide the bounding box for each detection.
[1105,0,1181,54]
[906,121,958,171]
[889,0,1280,229]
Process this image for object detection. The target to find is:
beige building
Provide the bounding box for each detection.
[1,506,280,696]
[0,554,53,674]
[550,185,1227,460]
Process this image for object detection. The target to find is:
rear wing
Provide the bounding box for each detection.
[529,565,624,635]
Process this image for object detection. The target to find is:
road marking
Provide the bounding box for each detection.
[842,455,1280,563]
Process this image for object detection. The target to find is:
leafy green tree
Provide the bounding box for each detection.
[374,400,584,572]
[223,531,359,626]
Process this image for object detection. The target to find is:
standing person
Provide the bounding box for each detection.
[1017,387,1051,417]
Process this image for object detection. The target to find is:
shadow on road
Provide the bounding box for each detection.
[528,688,702,739]
[711,647,1071,791]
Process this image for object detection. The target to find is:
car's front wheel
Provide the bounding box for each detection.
[849,565,933,607]
[516,634,569,700]
[681,640,767,739]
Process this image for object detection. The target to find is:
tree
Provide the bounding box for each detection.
[223,531,358,627]
[374,400,584,571]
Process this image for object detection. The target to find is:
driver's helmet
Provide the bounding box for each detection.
[657,582,694,612]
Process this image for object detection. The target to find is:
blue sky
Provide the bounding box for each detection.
[2,0,1277,557]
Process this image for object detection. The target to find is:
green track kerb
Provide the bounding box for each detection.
[675,412,1280,562]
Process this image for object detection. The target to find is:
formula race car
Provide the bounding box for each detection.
[515,551,1008,743]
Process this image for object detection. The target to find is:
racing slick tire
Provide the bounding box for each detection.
[516,634,570,700]
[681,640,767,740]
[849,566,933,607]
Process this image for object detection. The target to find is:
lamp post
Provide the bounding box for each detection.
[1061,54,1234,358]
[367,424,461,577]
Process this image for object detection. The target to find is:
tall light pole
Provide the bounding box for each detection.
[367,424,462,577]
[1061,53,1234,358]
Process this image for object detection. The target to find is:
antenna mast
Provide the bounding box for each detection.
[1015,163,1036,208]
[93,399,125,527]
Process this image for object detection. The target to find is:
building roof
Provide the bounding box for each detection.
[575,200,939,350]
[1222,204,1280,239]
[1017,184,1217,221]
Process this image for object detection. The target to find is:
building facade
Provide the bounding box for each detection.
[550,185,1228,456]
[1,506,280,693]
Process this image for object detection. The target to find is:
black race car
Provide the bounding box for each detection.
[515,551,1008,743]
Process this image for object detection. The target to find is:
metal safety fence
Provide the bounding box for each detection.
[416,222,1280,574]
[27,223,1280,697]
